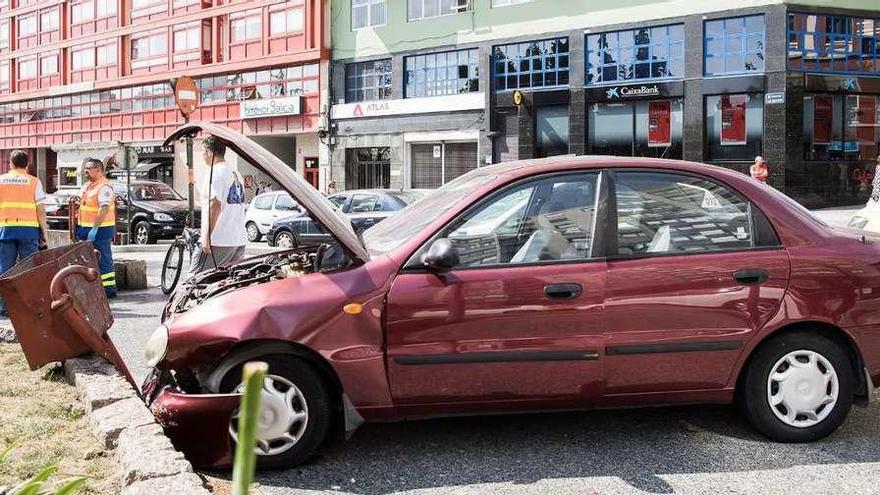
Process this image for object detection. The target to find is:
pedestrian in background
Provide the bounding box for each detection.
[76,157,117,298]
[189,135,248,276]
[750,156,769,183]
[326,180,337,195]
[0,150,50,316]
[871,155,880,203]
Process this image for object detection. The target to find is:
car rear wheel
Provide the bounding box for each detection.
[133,221,154,245]
[219,355,331,469]
[740,332,854,442]
[274,231,297,249]
[246,222,262,242]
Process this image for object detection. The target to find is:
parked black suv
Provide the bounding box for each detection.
[44,180,199,244]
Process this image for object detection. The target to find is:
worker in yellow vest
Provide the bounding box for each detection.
[76,158,117,298]
[0,150,49,316]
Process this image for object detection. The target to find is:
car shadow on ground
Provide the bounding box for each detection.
[253,400,880,494]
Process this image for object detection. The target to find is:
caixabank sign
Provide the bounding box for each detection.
[585,81,684,102]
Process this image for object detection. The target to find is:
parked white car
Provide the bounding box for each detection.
[244,191,301,242]
[848,199,880,233]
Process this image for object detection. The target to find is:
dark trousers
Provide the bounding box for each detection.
[75,228,116,297]
[0,238,39,312]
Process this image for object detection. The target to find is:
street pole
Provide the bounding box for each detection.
[125,146,132,245]
[186,115,194,228]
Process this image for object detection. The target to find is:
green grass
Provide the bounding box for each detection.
[0,344,118,494]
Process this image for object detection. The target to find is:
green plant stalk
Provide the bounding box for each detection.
[231,361,268,495]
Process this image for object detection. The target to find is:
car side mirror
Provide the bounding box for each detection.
[422,238,459,273]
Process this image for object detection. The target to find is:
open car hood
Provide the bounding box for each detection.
[164,123,368,262]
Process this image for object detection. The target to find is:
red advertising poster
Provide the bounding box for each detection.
[648,100,671,147]
[813,95,833,145]
[856,96,877,144]
[720,95,747,146]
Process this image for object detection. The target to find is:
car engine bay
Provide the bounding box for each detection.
[161,243,348,320]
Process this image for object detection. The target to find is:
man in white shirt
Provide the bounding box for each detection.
[189,135,248,276]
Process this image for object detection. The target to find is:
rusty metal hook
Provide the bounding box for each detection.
[50,264,99,304]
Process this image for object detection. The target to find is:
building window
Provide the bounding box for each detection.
[230,9,262,43]
[788,14,880,75]
[269,5,304,36]
[40,9,60,32]
[0,0,7,10]
[131,31,167,68]
[132,0,166,17]
[18,15,37,36]
[97,42,116,66]
[96,0,116,18]
[18,57,37,80]
[71,46,95,70]
[345,59,392,102]
[71,0,95,24]
[40,54,58,75]
[536,105,569,157]
[0,19,8,51]
[492,0,532,6]
[174,0,200,8]
[803,94,880,161]
[493,38,569,92]
[704,15,765,76]
[586,24,684,85]
[352,0,386,29]
[589,99,684,159]
[173,22,201,60]
[408,0,469,21]
[705,94,764,161]
[405,48,478,98]
[0,61,8,91]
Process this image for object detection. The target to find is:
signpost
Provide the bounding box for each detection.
[113,146,138,244]
[171,77,200,228]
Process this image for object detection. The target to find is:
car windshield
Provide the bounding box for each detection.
[362,170,498,257]
[130,183,183,201]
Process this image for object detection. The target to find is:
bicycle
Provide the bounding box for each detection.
[161,226,200,295]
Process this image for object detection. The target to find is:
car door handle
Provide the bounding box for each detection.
[544,283,582,300]
[733,269,769,285]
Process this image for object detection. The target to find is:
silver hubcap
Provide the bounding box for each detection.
[277,234,293,248]
[136,226,148,244]
[229,374,308,456]
[247,224,259,240]
[767,350,839,428]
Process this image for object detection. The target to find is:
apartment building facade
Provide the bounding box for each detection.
[328,0,880,207]
[0,0,329,197]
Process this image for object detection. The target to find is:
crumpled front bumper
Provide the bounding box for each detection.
[142,369,240,470]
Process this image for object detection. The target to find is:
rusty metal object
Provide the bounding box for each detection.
[0,242,113,371]
[68,196,79,242]
[49,265,134,386]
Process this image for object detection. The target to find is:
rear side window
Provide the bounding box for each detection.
[350,194,380,213]
[615,171,758,255]
[254,194,274,210]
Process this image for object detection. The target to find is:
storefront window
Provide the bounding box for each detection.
[704,15,765,76]
[586,25,684,85]
[788,14,880,75]
[345,59,392,102]
[536,105,569,158]
[405,48,479,98]
[589,99,683,158]
[493,38,569,92]
[803,94,880,161]
[705,94,764,161]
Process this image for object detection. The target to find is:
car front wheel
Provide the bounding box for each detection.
[274,231,296,249]
[219,355,332,469]
[740,332,854,442]
[133,221,154,245]
[246,222,262,242]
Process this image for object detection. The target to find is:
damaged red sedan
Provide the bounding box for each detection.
[143,122,880,470]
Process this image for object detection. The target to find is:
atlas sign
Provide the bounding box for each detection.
[332,93,485,119]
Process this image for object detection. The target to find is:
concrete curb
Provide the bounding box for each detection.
[64,356,212,495]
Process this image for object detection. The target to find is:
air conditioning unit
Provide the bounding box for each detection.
[454,0,470,12]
